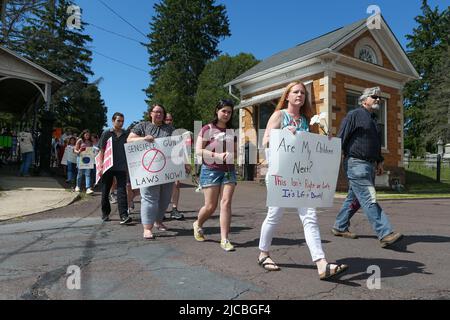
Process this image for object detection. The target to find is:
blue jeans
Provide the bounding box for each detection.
[77,168,92,189]
[67,161,76,182]
[19,152,33,176]
[199,165,237,188]
[333,157,392,239]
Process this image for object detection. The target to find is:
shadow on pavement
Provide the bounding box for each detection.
[235,237,331,248]
[382,235,450,253]
[155,226,253,238]
[336,257,432,282]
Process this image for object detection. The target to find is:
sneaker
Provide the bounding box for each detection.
[109,193,117,204]
[380,232,403,248]
[331,228,357,239]
[75,186,81,192]
[102,214,110,222]
[86,188,94,195]
[220,239,235,252]
[170,208,184,220]
[193,221,205,241]
[120,215,132,225]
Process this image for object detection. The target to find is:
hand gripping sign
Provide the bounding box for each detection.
[125,134,189,189]
[266,129,341,208]
[95,137,113,185]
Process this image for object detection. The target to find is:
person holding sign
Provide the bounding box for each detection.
[17,128,34,177]
[127,104,189,239]
[164,113,185,220]
[332,87,403,248]
[98,112,132,225]
[193,99,237,252]
[74,129,94,194]
[257,81,348,280]
[65,136,77,184]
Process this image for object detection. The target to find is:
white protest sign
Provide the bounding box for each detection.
[125,135,189,189]
[61,145,77,165]
[67,146,77,163]
[61,147,68,166]
[267,129,341,208]
[78,147,95,169]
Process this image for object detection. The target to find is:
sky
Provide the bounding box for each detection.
[75,0,449,129]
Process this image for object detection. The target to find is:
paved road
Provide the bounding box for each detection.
[1,182,449,300]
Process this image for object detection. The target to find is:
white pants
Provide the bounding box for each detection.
[258,206,325,262]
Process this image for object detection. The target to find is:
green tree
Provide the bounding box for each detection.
[145,0,231,129]
[423,47,450,146]
[151,61,195,130]
[194,53,259,126]
[403,0,449,156]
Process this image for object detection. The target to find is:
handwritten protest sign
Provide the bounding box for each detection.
[61,145,77,165]
[125,135,189,189]
[266,129,341,208]
[78,147,95,169]
[94,137,113,185]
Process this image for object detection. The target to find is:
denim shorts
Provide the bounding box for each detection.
[199,165,237,188]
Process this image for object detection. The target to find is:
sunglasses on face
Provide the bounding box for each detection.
[370,95,380,100]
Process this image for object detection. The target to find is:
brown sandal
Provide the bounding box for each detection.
[319,263,348,280]
[258,256,281,271]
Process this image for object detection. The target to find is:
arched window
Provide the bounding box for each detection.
[358,45,378,64]
[353,37,383,66]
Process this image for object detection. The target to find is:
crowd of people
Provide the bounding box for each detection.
[4,82,405,281]
[89,83,404,281]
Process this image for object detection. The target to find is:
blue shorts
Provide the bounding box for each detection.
[199,165,237,188]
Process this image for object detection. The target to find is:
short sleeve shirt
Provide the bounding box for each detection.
[131,121,174,139]
[199,123,236,172]
[98,128,130,172]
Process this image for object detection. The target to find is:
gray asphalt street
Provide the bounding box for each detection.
[1,182,449,300]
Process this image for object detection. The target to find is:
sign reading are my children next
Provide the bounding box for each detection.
[267,129,341,208]
[125,135,189,189]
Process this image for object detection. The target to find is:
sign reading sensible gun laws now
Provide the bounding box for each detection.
[125,135,189,189]
[267,129,341,208]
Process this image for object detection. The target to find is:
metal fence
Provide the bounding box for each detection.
[404,155,450,183]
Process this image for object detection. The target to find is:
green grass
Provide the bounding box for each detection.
[336,165,450,200]
[404,160,450,182]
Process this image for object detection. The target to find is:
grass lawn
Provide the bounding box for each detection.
[337,168,450,200]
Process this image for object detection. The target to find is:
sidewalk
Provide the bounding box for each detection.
[0,171,80,222]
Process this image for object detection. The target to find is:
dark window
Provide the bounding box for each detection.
[258,102,276,129]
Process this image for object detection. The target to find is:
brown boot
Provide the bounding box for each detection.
[380,232,403,248]
[331,228,357,239]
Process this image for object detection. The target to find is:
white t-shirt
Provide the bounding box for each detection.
[18,131,33,154]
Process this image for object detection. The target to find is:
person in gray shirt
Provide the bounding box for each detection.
[127,104,190,239]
